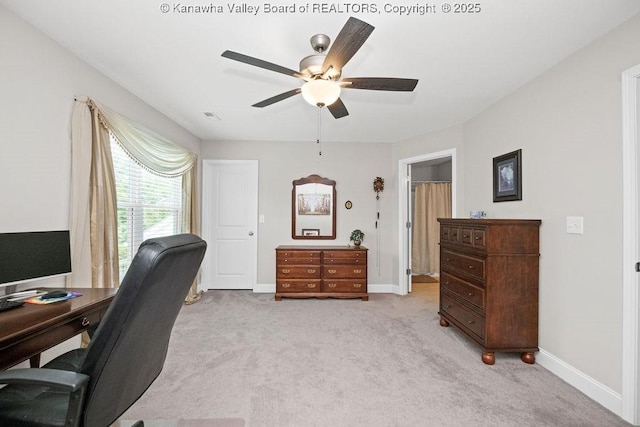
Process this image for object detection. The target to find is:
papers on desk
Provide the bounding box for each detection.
[25,292,82,304]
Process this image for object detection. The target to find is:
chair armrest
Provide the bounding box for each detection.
[0,368,89,392]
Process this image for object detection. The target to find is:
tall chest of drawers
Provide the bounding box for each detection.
[275,246,368,301]
[437,219,541,365]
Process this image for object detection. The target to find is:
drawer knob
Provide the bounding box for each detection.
[282,283,291,288]
[328,269,337,274]
[353,283,362,288]
[307,284,315,288]
[475,236,481,240]
[446,305,452,309]
[307,269,316,273]
[468,292,474,297]
[81,317,90,327]
[468,265,474,269]
[353,269,362,274]
[463,234,469,238]
[328,283,337,288]
[281,269,290,274]
[467,320,475,325]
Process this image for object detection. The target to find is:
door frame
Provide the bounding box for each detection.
[621,64,640,424]
[397,148,457,296]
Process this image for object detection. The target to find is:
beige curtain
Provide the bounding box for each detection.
[68,97,119,289]
[69,97,201,301]
[411,183,452,275]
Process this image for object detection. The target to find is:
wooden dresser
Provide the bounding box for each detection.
[275,245,368,301]
[437,218,541,365]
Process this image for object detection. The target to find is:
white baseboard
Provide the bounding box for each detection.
[537,348,622,417]
[252,283,397,294]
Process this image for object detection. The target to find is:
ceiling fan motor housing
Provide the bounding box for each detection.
[299,34,341,80]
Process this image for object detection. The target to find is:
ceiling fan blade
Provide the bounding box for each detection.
[327,98,349,119]
[322,17,374,74]
[222,50,303,79]
[252,88,302,108]
[341,77,419,91]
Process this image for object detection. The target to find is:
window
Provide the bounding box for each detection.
[111,134,183,277]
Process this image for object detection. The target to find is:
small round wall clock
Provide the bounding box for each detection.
[345,200,353,209]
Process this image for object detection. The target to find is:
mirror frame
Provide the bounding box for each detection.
[291,174,336,240]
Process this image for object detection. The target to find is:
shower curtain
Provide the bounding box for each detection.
[412,182,452,275]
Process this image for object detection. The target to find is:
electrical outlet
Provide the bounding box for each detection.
[566,216,584,234]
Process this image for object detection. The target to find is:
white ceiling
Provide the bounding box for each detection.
[3,1,640,143]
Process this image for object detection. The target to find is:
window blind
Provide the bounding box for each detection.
[110,134,183,277]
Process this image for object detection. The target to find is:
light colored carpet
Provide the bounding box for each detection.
[120,284,628,426]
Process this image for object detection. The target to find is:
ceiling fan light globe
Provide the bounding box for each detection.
[301,80,341,107]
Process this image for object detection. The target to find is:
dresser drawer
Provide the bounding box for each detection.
[440,272,485,310]
[441,225,461,243]
[440,292,485,340]
[277,266,320,279]
[276,279,321,292]
[441,249,485,281]
[277,250,321,265]
[323,265,366,279]
[460,228,486,248]
[323,250,367,265]
[323,280,366,293]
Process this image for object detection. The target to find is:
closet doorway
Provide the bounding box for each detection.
[398,149,456,295]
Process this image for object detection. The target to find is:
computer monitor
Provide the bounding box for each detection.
[0,230,72,292]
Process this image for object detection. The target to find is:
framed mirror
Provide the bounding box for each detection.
[292,174,336,240]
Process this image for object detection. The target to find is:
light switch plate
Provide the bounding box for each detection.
[566,216,584,234]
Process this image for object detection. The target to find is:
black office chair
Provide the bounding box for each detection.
[0,234,207,427]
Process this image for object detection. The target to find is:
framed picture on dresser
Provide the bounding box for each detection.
[493,149,522,202]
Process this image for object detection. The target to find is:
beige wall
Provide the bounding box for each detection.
[200,140,395,287]
[405,14,639,394]
[0,6,200,236]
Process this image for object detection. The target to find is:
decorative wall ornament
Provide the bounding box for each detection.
[373,176,384,275]
[373,176,384,199]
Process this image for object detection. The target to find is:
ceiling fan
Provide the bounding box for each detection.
[221,17,418,119]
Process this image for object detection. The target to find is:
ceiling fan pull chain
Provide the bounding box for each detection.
[317,106,322,156]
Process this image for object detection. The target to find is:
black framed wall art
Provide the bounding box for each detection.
[493,149,522,202]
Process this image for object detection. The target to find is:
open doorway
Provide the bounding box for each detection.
[397,149,457,295]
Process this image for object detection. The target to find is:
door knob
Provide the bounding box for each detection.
[248,231,254,236]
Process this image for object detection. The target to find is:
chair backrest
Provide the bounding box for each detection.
[78,234,207,426]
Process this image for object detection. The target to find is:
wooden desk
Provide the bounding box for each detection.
[0,288,116,370]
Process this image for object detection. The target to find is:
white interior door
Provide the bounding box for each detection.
[201,160,258,290]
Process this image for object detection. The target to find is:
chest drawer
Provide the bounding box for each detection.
[441,249,485,281]
[277,266,320,279]
[323,279,366,293]
[276,279,321,292]
[323,250,367,265]
[440,272,485,310]
[440,225,461,243]
[323,265,366,279]
[277,251,321,265]
[440,292,485,340]
[461,228,486,248]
